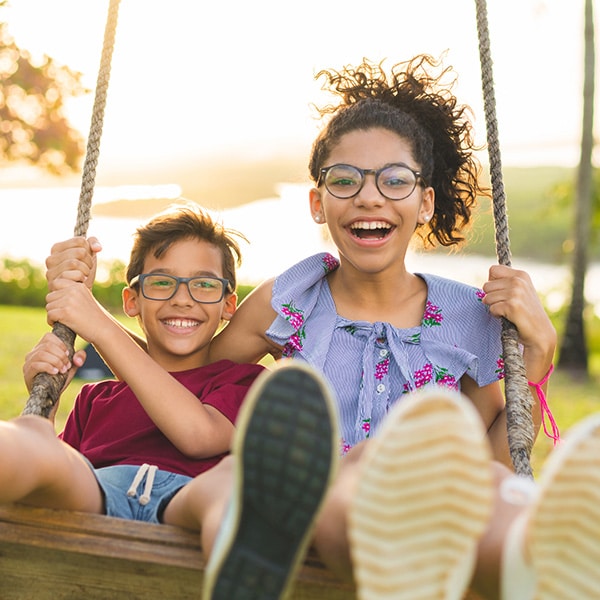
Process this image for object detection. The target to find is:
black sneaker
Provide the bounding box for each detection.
[203,360,338,600]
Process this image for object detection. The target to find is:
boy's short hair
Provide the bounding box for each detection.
[126,203,246,292]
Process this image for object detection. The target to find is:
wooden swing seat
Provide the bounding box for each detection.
[0,503,355,600]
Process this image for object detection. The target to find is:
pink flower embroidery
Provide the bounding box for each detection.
[322,253,339,273]
[476,289,486,301]
[422,301,443,327]
[435,368,458,389]
[281,301,306,355]
[361,419,371,437]
[414,363,434,388]
[496,356,505,380]
[403,363,458,393]
[281,303,304,330]
[375,358,389,381]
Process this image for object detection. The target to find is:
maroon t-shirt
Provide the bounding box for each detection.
[59,360,264,477]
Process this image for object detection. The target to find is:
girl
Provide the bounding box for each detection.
[205,56,598,600]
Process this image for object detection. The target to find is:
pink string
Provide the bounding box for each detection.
[528,364,560,445]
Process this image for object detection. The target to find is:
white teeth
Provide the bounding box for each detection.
[350,221,392,230]
[163,318,199,328]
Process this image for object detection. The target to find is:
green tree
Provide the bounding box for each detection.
[0,1,87,174]
[557,0,596,377]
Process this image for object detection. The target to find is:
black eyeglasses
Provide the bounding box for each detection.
[318,163,425,201]
[129,273,231,304]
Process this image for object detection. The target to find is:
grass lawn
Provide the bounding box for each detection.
[0,304,598,474]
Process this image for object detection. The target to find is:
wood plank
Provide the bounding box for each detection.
[0,504,355,600]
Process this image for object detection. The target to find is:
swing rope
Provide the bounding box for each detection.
[22,0,122,418]
[474,0,535,478]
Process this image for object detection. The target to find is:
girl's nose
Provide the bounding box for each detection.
[353,173,386,208]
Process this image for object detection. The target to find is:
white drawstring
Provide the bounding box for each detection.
[126,463,158,506]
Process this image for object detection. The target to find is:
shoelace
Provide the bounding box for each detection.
[126,463,158,506]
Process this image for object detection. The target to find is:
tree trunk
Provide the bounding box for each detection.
[558,0,595,377]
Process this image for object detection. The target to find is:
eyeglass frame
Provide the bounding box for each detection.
[317,163,426,201]
[129,273,232,304]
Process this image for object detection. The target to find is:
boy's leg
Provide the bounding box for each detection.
[201,361,339,600]
[0,415,103,513]
[501,413,600,600]
[348,387,494,600]
[162,455,234,548]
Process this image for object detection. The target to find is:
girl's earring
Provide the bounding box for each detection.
[423,215,431,223]
[314,214,322,223]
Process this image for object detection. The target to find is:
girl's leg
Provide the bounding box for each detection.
[317,388,495,600]
[0,415,103,513]
[496,413,600,600]
[311,441,366,580]
[470,462,525,600]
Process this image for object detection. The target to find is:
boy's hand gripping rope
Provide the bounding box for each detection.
[22,0,122,418]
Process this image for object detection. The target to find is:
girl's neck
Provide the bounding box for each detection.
[327,266,427,328]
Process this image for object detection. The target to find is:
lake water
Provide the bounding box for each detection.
[1,183,599,315]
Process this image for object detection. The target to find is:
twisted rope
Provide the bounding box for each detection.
[23,0,121,418]
[474,0,534,478]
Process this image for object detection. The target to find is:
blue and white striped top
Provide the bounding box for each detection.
[266,253,504,454]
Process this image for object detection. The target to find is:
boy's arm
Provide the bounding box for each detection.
[46,280,237,459]
[45,237,148,363]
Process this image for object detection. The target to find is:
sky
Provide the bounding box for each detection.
[2,0,595,173]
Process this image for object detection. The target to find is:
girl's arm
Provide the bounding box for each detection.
[210,278,283,364]
[45,280,236,459]
[468,265,557,469]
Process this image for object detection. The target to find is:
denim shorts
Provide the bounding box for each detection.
[88,462,192,523]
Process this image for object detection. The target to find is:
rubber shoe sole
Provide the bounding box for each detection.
[528,413,600,600]
[202,360,338,600]
[349,387,494,600]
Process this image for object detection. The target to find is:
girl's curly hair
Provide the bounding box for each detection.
[308,55,488,247]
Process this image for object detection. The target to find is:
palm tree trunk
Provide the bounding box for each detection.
[558,0,595,377]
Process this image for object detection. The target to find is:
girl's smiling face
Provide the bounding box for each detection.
[310,127,434,277]
[123,237,236,372]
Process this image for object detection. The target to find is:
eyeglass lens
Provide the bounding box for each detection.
[142,274,225,303]
[324,164,418,200]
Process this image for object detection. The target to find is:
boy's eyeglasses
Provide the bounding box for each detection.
[318,163,425,201]
[129,274,231,304]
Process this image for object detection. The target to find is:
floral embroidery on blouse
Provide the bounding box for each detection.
[375,357,390,380]
[361,418,371,438]
[403,362,458,393]
[322,253,340,273]
[422,300,443,327]
[408,332,421,344]
[340,438,351,455]
[476,289,486,302]
[281,302,305,357]
[496,355,505,379]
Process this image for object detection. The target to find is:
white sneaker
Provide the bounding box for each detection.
[348,387,494,600]
[502,412,600,600]
[202,361,339,600]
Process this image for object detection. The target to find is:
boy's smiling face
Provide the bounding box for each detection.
[123,237,236,372]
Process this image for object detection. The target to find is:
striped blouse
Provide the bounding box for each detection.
[266,253,504,454]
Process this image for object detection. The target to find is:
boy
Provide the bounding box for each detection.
[14,204,338,599]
